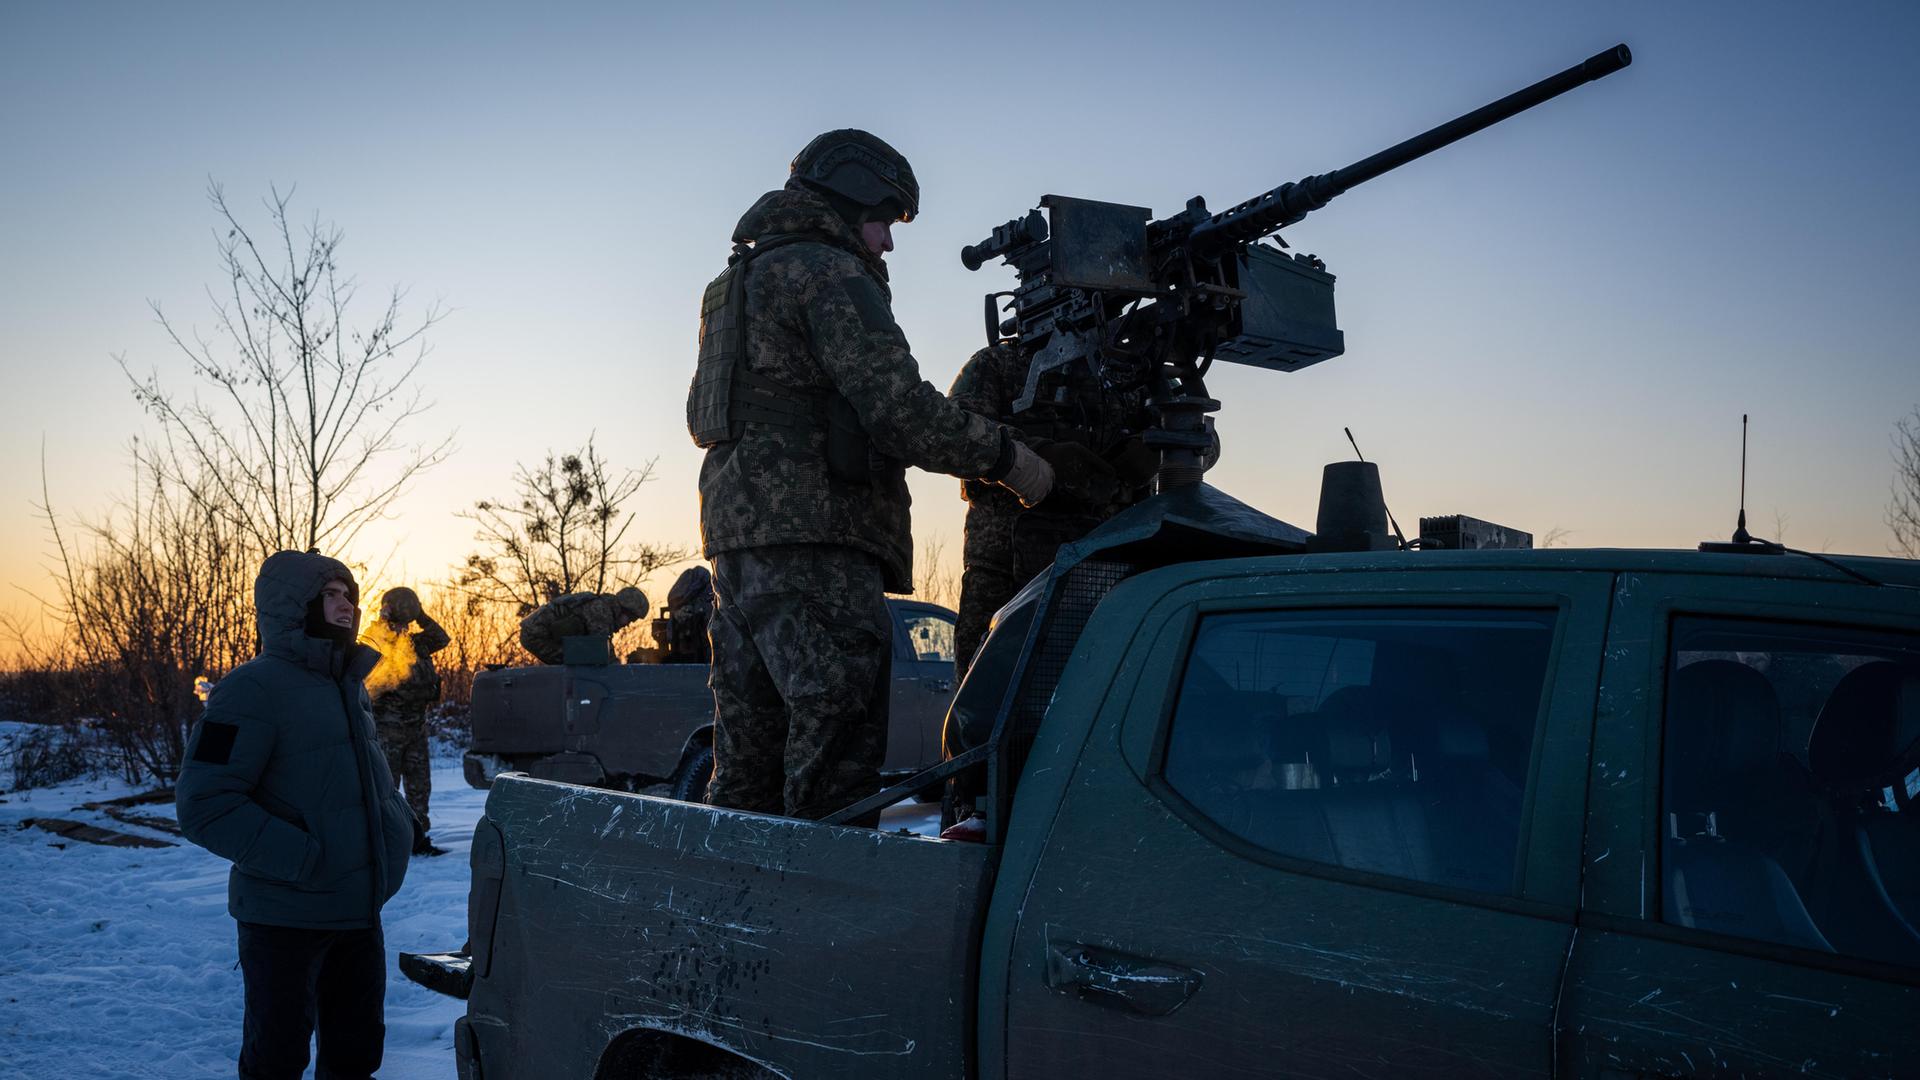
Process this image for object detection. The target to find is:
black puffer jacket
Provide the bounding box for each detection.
[176,551,413,929]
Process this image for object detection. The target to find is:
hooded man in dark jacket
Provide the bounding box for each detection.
[177,550,414,1080]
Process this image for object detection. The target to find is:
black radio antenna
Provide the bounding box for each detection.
[1732,413,1755,544]
[1344,426,1408,548]
[1699,413,1783,554]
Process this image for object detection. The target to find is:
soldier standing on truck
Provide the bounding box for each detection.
[362,585,449,856]
[517,586,649,665]
[687,129,1055,823]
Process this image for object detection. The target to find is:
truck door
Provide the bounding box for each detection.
[888,602,959,771]
[988,566,1611,1080]
[1562,570,1920,1077]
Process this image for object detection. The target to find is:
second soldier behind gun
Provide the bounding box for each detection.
[688,129,1054,824]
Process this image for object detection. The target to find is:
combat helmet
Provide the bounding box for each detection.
[614,586,650,619]
[379,585,421,620]
[791,129,919,222]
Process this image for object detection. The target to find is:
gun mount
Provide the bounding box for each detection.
[965,44,1632,492]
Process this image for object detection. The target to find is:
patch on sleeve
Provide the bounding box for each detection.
[192,722,240,765]
[839,275,897,334]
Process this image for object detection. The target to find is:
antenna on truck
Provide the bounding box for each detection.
[1344,427,1408,549]
[1699,414,1784,554]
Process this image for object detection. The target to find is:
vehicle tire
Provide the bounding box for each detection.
[669,745,715,804]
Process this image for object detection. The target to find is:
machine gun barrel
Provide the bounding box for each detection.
[1191,44,1631,254]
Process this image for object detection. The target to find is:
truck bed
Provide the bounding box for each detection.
[463,775,993,1079]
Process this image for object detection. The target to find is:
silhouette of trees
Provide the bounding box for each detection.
[457,437,689,614]
[1892,407,1920,558]
[121,181,451,557]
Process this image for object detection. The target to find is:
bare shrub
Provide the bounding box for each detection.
[914,533,959,608]
[5,720,107,791]
[457,437,688,613]
[1892,407,1920,559]
[8,183,452,785]
[9,460,256,783]
[423,585,528,708]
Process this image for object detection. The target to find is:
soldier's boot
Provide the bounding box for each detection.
[411,816,446,858]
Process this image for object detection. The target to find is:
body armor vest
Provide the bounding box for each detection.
[687,236,877,482]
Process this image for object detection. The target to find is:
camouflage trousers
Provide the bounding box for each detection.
[374,706,431,833]
[707,544,892,823]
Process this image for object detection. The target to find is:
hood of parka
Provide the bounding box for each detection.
[253,550,378,679]
[733,184,889,282]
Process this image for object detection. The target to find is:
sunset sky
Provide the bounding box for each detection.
[3,1,1917,657]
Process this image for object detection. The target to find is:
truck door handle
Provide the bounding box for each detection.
[1045,940,1203,1017]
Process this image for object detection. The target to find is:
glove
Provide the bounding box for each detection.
[997,441,1055,508]
[1036,441,1120,507]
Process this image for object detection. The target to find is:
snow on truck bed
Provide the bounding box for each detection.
[0,731,942,1080]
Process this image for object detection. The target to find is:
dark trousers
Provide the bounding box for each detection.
[236,921,385,1080]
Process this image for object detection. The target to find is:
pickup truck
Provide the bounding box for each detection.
[419,485,1920,1079]
[460,597,960,800]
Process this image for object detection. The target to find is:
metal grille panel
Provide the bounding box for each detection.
[1007,559,1135,782]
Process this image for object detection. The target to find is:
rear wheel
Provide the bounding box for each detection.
[669,745,715,803]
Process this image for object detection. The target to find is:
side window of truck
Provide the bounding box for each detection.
[1161,607,1556,896]
[901,611,957,663]
[1661,616,1920,967]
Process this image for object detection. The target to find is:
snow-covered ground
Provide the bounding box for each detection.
[0,749,481,1079]
[0,726,941,1079]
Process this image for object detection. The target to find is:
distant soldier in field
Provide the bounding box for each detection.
[659,565,715,663]
[361,585,448,856]
[517,586,650,665]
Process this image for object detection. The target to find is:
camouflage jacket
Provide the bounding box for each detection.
[519,592,639,664]
[694,185,1013,592]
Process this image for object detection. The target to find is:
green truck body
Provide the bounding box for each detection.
[431,491,1920,1079]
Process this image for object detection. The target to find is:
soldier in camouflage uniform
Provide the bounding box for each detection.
[948,344,1167,671]
[660,565,714,663]
[517,587,650,665]
[688,129,1054,823]
[361,586,449,854]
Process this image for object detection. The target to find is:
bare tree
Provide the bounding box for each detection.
[5,183,456,786]
[1539,527,1572,549]
[8,456,257,783]
[1892,407,1920,558]
[120,181,451,560]
[457,438,689,614]
[914,533,959,608]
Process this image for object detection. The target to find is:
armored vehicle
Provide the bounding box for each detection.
[461,597,960,800]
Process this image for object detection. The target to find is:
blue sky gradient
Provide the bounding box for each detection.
[4,1,1917,634]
